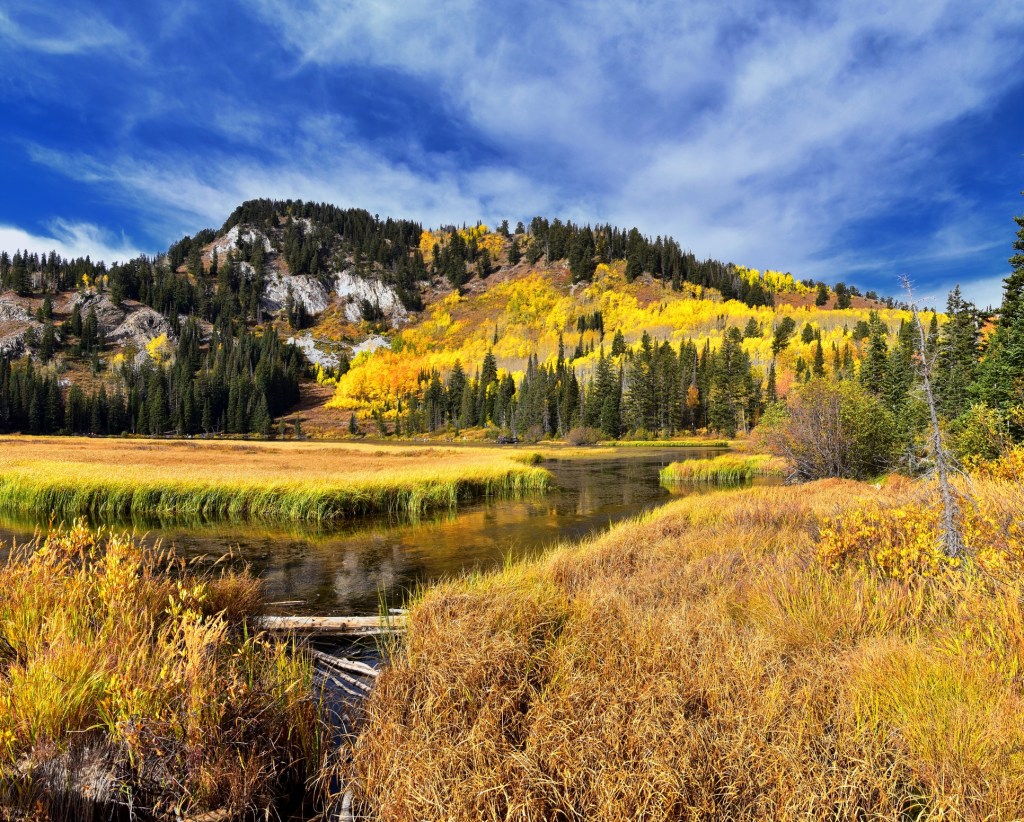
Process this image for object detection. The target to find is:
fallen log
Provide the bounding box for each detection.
[311,649,379,678]
[256,614,406,634]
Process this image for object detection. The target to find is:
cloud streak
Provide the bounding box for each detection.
[0,5,131,56]
[2,0,1023,305]
[0,221,142,265]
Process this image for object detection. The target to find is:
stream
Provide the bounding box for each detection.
[0,447,776,615]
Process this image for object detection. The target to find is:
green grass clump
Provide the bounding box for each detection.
[659,453,788,484]
[0,522,323,818]
[0,469,549,525]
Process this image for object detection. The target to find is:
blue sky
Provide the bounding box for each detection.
[2,0,1023,307]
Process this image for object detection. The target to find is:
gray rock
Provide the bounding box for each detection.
[287,333,341,369]
[262,271,330,316]
[0,299,33,324]
[335,271,408,325]
[71,292,127,336]
[108,307,173,348]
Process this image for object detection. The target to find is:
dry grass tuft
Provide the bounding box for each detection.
[0,523,323,819]
[345,475,1024,820]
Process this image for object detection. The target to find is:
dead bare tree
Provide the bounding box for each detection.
[900,274,965,560]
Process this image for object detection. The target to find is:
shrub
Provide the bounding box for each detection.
[818,476,1024,580]
[520,424,546,444]
[757,379,901,480]
[949,403,1010,462]
[565,426,602,446]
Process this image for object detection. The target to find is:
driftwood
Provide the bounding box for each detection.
[256,614,406,635]
[312,649,379,679]
[314,669,367,699]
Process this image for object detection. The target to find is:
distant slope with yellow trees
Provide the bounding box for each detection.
[323,223,924,440]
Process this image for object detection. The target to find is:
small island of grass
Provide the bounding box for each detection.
[659,453,788,484]
[0,436,550,525]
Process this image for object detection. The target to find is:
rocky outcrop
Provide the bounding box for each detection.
[108,307,173,348]
[70,293,171,348]
[335,271,407,325]
[212,225,273,257]
[0,329,32,358]
[0,297,42,358]
[0,299,33,325]
[262,271,330,316]
[352,334,391,355]
[287,333,342,370]
[71,293,126,336]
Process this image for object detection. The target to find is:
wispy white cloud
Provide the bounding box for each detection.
[13,0,1024,296]
[0,5,133,56]
[0,220,143,264]
[26,127,558,239]
[248,0,1024,281]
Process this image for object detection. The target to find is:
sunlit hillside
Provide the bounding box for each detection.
[326,240,922,413]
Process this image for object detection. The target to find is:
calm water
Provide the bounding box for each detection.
[0,448,771,615]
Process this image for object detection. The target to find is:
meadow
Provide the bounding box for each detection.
[346,467,1024,820]
[0,436,550,525]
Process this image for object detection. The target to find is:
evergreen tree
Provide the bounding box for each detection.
[975,211,1024,425]
[933,286,979,419]
[860,312,889,396]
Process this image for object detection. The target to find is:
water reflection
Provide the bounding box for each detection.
[0,448,773,615]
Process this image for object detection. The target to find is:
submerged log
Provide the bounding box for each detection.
[311,649,379,678]
[256,614,406,634]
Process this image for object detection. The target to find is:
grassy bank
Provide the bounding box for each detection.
[0,437,550,525]
[346,473,1024,820]
[660,453,788,483]
[605,438,732,448]
[0,523,323,819]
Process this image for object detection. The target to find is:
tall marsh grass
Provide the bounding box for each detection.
[660,452,788,483]
[0,522,324,819]
[343,474,1024,820]
[609,439,732,448]
[0,436,550,525]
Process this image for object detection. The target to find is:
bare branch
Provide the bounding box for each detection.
[899,274,965,560]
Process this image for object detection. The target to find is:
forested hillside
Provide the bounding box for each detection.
[1,198,1018,458]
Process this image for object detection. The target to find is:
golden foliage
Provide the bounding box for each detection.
[329,259,919,411]
[734,265,812,295]
[145,332,172,365]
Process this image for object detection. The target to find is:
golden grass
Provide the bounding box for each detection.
[345,476,1024,820]
[0,523,323,818]
[0,436,550,524]
[608,439,732,448]
[660,452,788,484]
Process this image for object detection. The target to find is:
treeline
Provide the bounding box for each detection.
[520,218,773,306]
[370,328,763,440]
[766,209,1024,472]
[0,319,301,436]
[0,250,108,296]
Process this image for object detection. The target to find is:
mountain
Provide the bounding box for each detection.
[0,199,914,439]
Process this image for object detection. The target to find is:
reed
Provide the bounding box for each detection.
[342,474,1024,820]
[0,522,324,819]
[660,452,788,483]
[0,436,550,525]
